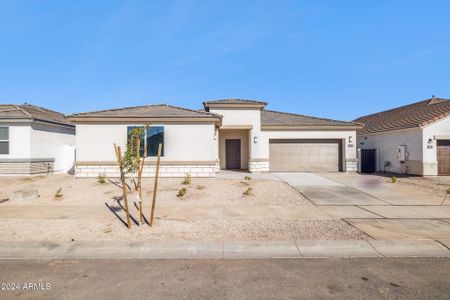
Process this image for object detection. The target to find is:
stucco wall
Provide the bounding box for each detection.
[75,123,218,163]
[422,115,450,175]
[357,128,423,175]
[30,123,75,172]
[209,108,262,159]
[0,123,31,159]
[0,122,75,175]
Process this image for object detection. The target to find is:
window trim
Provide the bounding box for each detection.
[0,126,9,155]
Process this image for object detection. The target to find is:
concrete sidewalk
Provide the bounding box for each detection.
[0,239,449,259]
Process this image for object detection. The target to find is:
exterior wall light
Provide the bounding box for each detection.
[348,136,353,143]
[427,138,433,145]
[253,136,258,143]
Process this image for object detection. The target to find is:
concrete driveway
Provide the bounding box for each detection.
[274,173,388,205]
[275,172,450,240]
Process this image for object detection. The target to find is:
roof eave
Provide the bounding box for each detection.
[203,103,267,110]
[0,117,74,128]
[67,115,222,125]
[261,125,362,131]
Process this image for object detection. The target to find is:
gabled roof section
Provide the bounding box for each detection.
[68,104,221,123]
[203,98,267,111]
[0,103,73,127]
[261,110,361,129]
[353,97,450,135]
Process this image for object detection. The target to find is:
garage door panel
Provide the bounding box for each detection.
[437,140,450,175]
[269,141,340,172]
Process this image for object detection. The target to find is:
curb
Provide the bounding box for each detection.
[0,240,449,259]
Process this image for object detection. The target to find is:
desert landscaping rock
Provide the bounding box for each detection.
[0,218,371,241]
[11,189,39,203]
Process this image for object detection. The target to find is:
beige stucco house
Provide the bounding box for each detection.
[68,99,361,178]
[0,104,75,175]
[354,97,450,176]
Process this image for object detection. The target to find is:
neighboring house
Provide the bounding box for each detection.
[354,97,450,176]
[0,104,75,175]
[68,99,361,178]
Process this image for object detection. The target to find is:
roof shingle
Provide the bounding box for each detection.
[353,97,450,134]
[69,104,220,119]
[261,110,360,128]
[0,104,73,126]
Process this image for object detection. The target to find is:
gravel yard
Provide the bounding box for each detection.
[0,174,310,207]
[389,175,450,196]
[0,174,370,241]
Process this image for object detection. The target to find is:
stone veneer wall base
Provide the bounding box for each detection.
[249,161,270,173]
[0,159,54,175]
[345,161,358,172]
[76,164,218,178]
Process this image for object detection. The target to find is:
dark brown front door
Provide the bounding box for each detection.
[226,139,241,169]
[437,140,450,175]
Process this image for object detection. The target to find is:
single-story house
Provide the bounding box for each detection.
[354,97,450,176]
[0,103,75,175]
[68,99,361,178]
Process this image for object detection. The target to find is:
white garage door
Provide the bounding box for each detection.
[269,139,341,172]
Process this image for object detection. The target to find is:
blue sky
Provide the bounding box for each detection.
[0,1,449,120]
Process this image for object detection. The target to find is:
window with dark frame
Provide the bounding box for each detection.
[147,126,164,156]
[127,126,164,157]
[0,127,9,155]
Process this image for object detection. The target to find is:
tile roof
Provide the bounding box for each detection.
[353,97,450,135]
[203,98,268,106]
[0,103,73,126]
[68,104,220,119]
[261,110,360,127]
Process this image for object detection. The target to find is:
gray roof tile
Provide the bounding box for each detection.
[261,110,359,127]
[69,104,220,119]
[0,104,73,126]
[354,97,450,134]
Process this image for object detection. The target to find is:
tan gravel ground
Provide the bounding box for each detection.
[0,174,370,241]
[0,174,310,207]
[0,219,369,241]
[376,173,450,196]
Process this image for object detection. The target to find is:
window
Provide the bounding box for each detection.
[0,127,9,154]
[147,126,164,156]
[127,126,164,157]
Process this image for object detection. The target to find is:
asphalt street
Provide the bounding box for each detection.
[1,258,449,299]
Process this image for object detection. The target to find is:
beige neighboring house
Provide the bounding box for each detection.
[68,99,361,178]
[0,104,75,175]
[354,97,450,176]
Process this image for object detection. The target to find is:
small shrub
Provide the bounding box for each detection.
[97,173,107,184]
[182,174,192,185]
[391,176,397,183]
[241,175,252,186]
[177,187,187,198]
[54,188,63,199]
[243,187,253,196]
[447,187,450,194]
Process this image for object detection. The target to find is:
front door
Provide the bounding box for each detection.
[226,139,241,169]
